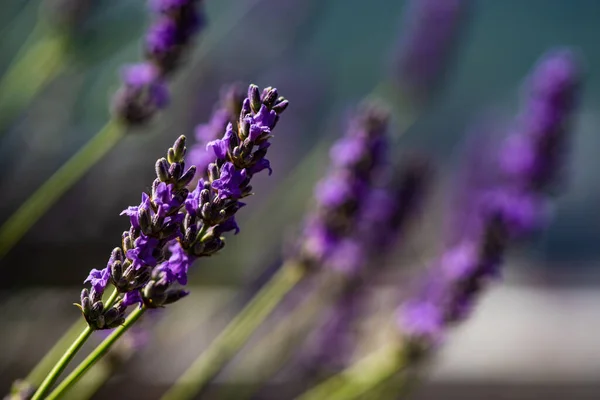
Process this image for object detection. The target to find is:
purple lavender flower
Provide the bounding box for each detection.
[81,84,288,327]
[298,104,389,268]
[144,0,206,76]
[111,0,206,125]
[393,0,471,104]
[111,63,169,125]
[397,49,582,348]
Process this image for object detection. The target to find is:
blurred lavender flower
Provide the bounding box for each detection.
[298,104,389,268]
[79,84,288,326]
[394,0,471,104]
[146,0,206,76]
[112,0,206,125]
[398,49,582,348]
[306,159,431,372]
[188,84,245,181]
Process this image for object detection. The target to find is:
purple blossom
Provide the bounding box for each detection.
[206,125,234,161]
[397,49,582,349]
[111,0,205,124]
[84,267,111,294]
[127,235,160,270]
[164,241,194,285]
[398,300,444,344]
[298,105,389,267]
[154,182,184,215]
[112,63,169,124]
[212,162,247,199]
[144,0,206,75]
[122,290,143,308]
[327,239,365,276]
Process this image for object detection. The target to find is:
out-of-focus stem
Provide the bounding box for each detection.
[160,261,305,400]
[0,120,125,259]
[0,23,67,131]
[294,342,406,400]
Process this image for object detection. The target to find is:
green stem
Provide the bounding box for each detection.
[26,288,120,387]
[45,306,146,400]
[160,261,305,400]
[0,23,67,131]
[28,289,119,399]
[30,327,92,400]
[294,342,406,400]
[0,120,125,259]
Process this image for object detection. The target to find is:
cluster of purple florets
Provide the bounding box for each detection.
[79,84,288,329]
[299,105,389,273]
[112,0,205,125]
[398,49,581,347]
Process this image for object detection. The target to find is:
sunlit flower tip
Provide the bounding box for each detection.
[398,300,444,345]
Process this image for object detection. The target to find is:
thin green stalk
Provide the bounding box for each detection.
[29,288,119,399]
[0,120,125,259]
[294,342,406,400]
[45,306,146,400]
[160,261,305,400]
[0,23,67,130]
[30,328,92,400]
[26,288,121,387]
[223,274,340,400]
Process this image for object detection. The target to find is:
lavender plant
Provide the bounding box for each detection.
[297,48,583,400]
[160,103,391,400]
[0,0,207,261]
[26,83,287,400]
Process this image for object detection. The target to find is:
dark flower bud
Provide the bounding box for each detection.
[200,188,211,204]
[159,222,180,240]
[261,87,278,108]
[163,289,190,305]
[201,235,225,256]
[80,296,92,315]
[239,101,251,123]
[178,166,197,188]
[90,301,104,319]
[172,135,187,162]
[239,118,251,139]
[80,288,89,304]
[167,148,177,164]
[122,232,133,251]
[248,84,262,113]
[156,158,170,182]
[110,261,123,285]
[89,287,102,304]
[208,163,219,182]
[168,162,183,181]
[272,98,289,113]
[138,207,153,235]
[111,247,124,263]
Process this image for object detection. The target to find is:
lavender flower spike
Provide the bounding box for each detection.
[78,136,195,329]
[299,104,389,270]
[398,49,582,348]
[394,0,471,104]
[141,84,288,306]
[112,0,206,125]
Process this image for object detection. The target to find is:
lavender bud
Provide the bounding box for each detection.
[248,84,262,113]
[177,165,196,188]
[172,135,187,161]
[272,99,289,113]
[156,158,170,182]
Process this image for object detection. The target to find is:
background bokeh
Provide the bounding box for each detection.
[1,0,599,398]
